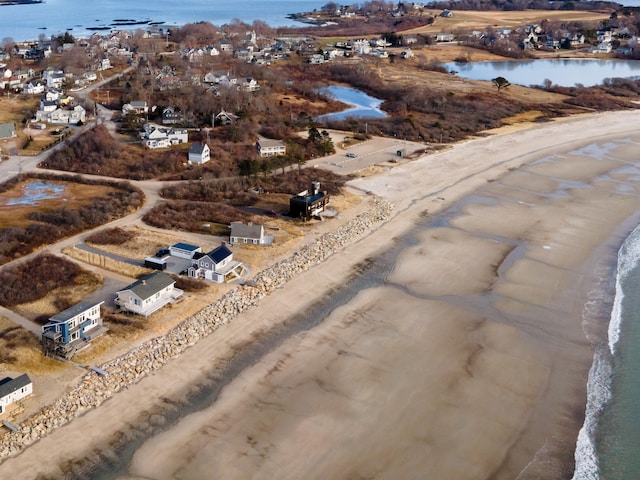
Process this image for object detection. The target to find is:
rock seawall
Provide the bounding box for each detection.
[0,198,393,459]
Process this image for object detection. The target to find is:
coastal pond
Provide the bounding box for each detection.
[316,86,387,122]
[442,58,640,88]
[6,181,65,206]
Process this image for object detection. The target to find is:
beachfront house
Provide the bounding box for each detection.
[0,374,32,416]
[229,221,273,246]
[289,181,329,220]
[188,244,243,283]
[41,300,106,359]
[115,271,183,317]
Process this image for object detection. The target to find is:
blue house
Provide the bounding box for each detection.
[41,300,105,359]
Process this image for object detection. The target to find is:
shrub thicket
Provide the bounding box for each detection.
[86,227,138,245]
[0,254,88,307]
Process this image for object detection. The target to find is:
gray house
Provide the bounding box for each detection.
[0,122,16,140]
[188,244,243,283]
[229,221,273,246]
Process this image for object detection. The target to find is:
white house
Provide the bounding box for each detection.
[435,33,455,42]
[36,105,86,125]
[214,109,238,126]
[23,81,45,95]
[169,242,202,259]
[0,374,32,416]
[256,139,286,157]
[140,123,188,149]
[115,271,183,316]
[122,100,149,115]
[42,67,66,88]
[188,244,243,283]
[241,77,260,92]
[188,142,210,165]
[83,71,98,82]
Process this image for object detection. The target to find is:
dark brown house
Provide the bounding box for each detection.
[289,181,329,220]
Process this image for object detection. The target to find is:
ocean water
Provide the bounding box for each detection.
[0,0,323,42]
[573,224,640,479]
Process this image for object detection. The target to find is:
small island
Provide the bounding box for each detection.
[0,0,43,5]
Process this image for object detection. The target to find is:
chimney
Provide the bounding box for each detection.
[312,181,320,195]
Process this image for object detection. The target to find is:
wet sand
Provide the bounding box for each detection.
[2,111,640,479]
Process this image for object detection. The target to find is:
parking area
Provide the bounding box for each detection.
[310,134,427,175]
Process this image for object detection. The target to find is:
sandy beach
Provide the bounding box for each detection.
[3,111,640,479]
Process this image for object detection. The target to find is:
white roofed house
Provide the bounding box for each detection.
[41,300,106,359]
[241,77,260,92]
[115,271,183,316]
[189,142,210,165]
[188,244,244,283]
[256,138,286,157]
[214,109,238,126]
[0,374,32,417]
[140,123,188,149]
[169,242,202,259]
[36,105,86,125]
[122,100,149,115]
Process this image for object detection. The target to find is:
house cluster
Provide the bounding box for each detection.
[310,37,394,64]
[466,22,633,55]
[34,91,86,126]
[0,63,89,125]
[181,30,291,66]
[203,70,260,94]
[144,242,246,283]
[40,269,184,360]
[139,122,188,149]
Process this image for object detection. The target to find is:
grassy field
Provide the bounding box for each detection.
[0,315,64,374]
[403,9,612,36]
[13,270,103,322]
